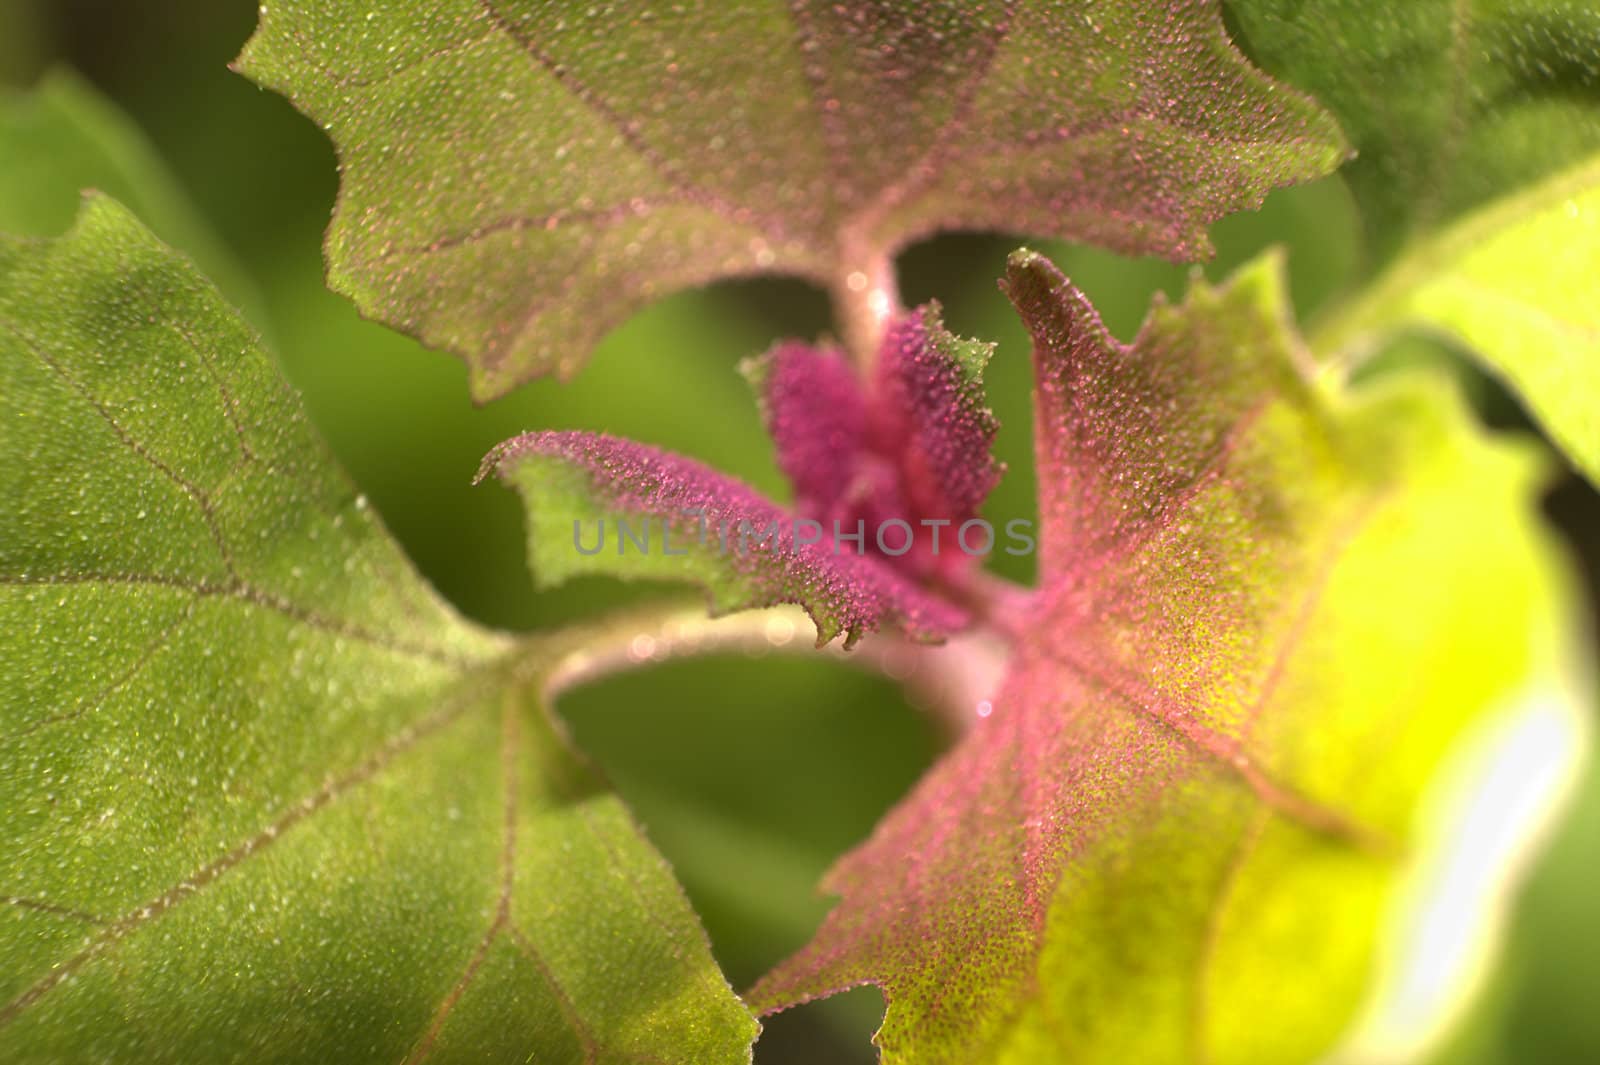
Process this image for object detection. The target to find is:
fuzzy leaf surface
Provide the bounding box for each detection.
[749,251,1588,1064]
[480,431,966,648]
[747,303,1002,580]
[0,198,755,1064]
[237,0,1344,397]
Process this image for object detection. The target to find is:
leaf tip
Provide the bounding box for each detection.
[229,9,275,85]
[1000,246,1067,302]
[998,247,1111,353]
[473,434,529,486]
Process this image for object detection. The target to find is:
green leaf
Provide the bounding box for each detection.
[0,70,263,327]
[0,197,756,1063]
[236,0,1344,398]
[1226,1,1600,485]
[1315,152,1600,485]
[1226,0,1600,266]
[749,251,1591,1064]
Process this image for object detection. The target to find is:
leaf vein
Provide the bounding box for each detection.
[783,0,853,214]
[853,1,1017,232]
[1089,395,1275,565]
[2,897,106,926]
[0,318,238,578]
[3,604,194,747]
[1050,639,1390,851]
[401,685,529,1065]
[371,198,688,264]
[0,681,490,1027]
[1242,496,1382,737]
[506,925,601,1065]
[475,0,756,232]
[1188,805,1271,1065]
[574,803,732,1007]
[0,572,470,668]
[109,267,260,467]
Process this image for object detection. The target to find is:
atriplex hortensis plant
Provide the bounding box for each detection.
[3,2,1599,1063]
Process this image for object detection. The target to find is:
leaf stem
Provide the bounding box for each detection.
[934,567,1037,642]
[526,598,1011,735]
[530,600,796,697]
[829,242,900,372]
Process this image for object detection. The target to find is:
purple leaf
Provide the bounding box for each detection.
[481,430,967,648]
[872,305,1004,527]
[749,304,1002,580]
[749,340,870,518]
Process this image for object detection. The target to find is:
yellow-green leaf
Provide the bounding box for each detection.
[749,251,1591,1064]
[1226,0,1600,266]
[1227,0,1600,485]
[1315,153,1600,485]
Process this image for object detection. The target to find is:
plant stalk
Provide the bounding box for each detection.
[530,597,1015,736]
[829,243,900,373]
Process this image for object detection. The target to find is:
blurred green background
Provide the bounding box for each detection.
[3,2,1597,1062]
